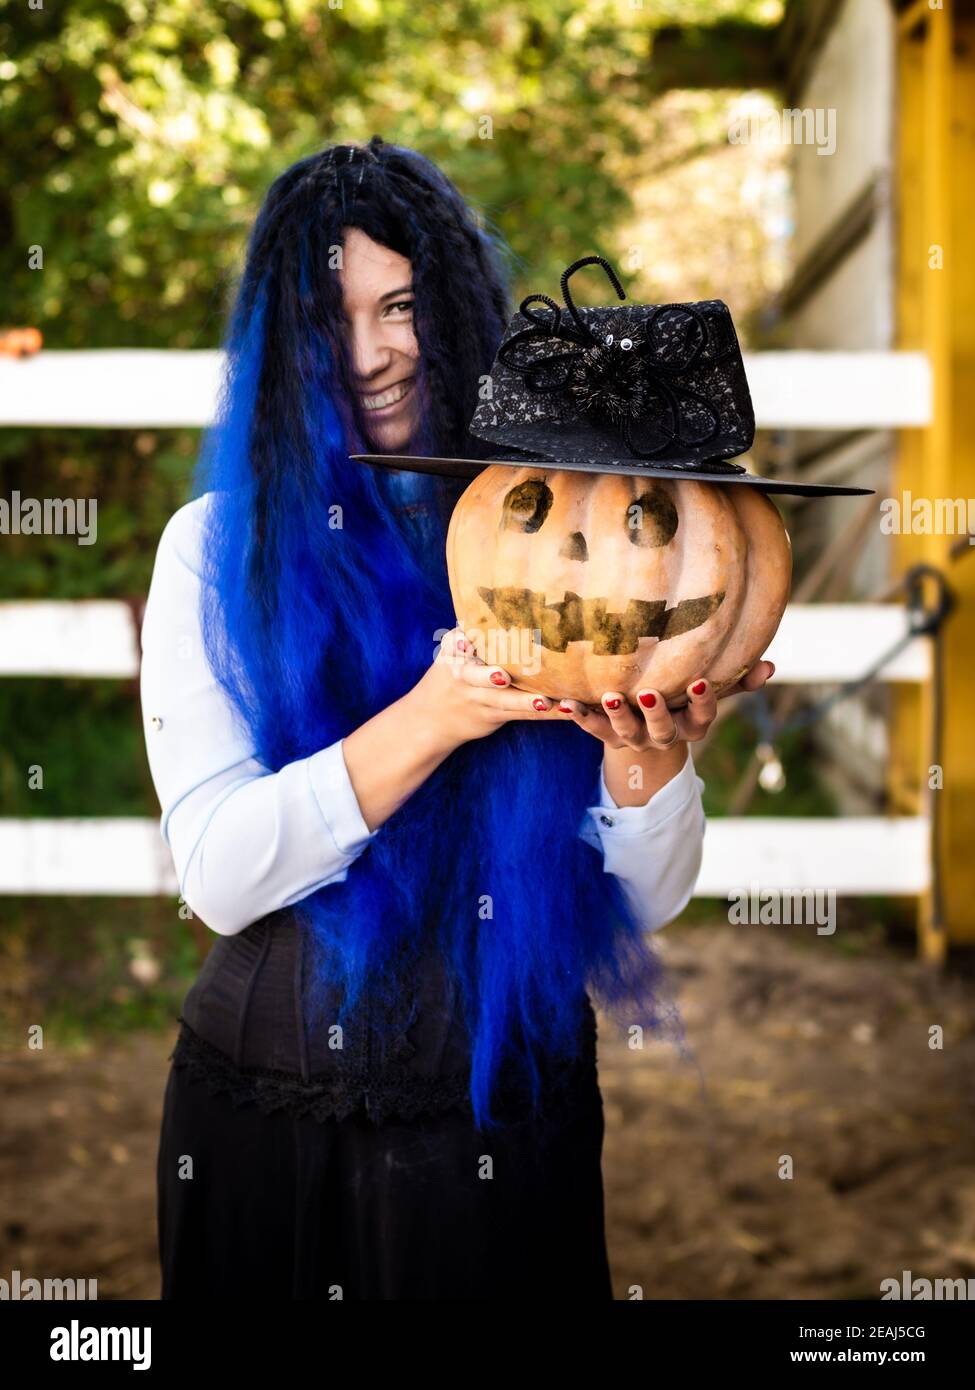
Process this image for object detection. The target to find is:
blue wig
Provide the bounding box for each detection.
[193,138,680,1129]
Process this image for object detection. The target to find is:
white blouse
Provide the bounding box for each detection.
[139,496,706,938]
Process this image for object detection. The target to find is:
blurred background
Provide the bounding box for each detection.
[1,0,974,1299]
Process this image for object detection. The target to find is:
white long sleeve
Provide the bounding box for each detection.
[140,496,705,938]
[579,747,706,934]
[139,496,378,935]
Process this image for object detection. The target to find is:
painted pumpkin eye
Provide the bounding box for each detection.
[625,488,679,548]
[620,337,634,351]
[501,479,554,533]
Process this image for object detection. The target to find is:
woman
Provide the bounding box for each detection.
[141,136,771,1300]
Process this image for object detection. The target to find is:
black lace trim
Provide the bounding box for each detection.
[168,1018,476,1126]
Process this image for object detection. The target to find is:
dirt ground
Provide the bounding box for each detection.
[2,922,974,1301]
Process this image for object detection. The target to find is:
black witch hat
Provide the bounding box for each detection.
[352,255,873,498]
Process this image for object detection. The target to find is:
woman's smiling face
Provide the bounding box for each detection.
[338,227,420,453]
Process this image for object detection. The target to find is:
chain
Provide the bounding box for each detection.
[743,564,955,743]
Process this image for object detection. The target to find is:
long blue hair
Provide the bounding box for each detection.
[193,138,677,1129]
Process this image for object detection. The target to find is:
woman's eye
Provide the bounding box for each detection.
[384,300,415,316]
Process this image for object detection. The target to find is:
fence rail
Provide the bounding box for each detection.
[0,600,931,683]
[0,349,932,429]
[0,814,930,899]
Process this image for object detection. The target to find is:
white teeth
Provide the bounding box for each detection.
[362,380,412,411]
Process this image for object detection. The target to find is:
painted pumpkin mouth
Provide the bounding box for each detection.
[476,586,725,656]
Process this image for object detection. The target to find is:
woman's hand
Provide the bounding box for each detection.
[343,627,560,835]
[406,626,559,750]
[548,661,775,808]
[552,660,775,752]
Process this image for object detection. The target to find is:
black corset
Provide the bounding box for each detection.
[169,911,599,1127]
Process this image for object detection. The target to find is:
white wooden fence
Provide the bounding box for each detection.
[0,350,932,899]
[0,349,932,430]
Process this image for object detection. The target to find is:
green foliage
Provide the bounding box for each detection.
[0,896,202,1047]
[0,678,156,816]
[0,0,781,345]
[0,427,197,599]
[695,708,839,818]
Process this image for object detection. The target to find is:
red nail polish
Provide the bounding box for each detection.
[605,697,622,710]
[559,702,573,713]
[692,681,707,695]
[490,671,507,686]
[638,692,657,709]
[532,698,547,711]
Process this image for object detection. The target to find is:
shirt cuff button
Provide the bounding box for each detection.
[599,814,614,827]
[150,715,164,731]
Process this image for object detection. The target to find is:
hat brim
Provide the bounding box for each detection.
[349,452,875,498]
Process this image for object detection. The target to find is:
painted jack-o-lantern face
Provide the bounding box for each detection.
[445,465,792,708]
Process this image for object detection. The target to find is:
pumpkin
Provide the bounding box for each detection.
[445,466,792,709]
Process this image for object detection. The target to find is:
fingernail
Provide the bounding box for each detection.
[559,702,573,713]
[767,662,775,677]
[692,680,707,696]
[490,670,507,686]
[457,638,468,652]
[638,691,657,709]
[532,698,548,711]
[605,697,622,710]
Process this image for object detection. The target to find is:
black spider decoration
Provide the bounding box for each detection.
[569,311,652,424]
[496,256,744,469]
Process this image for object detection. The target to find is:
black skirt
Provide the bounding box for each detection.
[156,912,614,1300]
